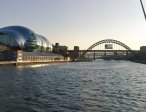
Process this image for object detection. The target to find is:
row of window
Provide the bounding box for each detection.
[22,56,64,61]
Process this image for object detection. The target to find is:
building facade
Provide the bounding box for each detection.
[0,26,72,63]
[17,50,65,63]
[0,26,52,52]
[52,43,68,56]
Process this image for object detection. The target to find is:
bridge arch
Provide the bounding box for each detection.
[81,39,133,58]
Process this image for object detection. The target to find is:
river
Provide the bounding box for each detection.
[0,60,146,112]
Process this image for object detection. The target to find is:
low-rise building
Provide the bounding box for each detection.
[52,43,68,56]
[17,50,65,63]
[140,46,146,60]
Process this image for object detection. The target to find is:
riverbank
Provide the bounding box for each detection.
[0,61,16,66]
[0,61,70,66]
[130,60,146,64]
[0,59,146,66]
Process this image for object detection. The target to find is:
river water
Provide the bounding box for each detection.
[0,60,146,112]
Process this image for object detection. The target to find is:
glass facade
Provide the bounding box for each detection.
[0,26,52,52]
[0,33,19,47]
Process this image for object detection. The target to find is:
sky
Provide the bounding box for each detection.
[0,0,146,50]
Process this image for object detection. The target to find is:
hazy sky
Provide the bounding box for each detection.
[0,0,146,50]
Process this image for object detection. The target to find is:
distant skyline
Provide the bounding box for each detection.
[0,0,146,50]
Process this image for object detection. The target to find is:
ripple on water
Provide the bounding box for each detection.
[0,61,146,111]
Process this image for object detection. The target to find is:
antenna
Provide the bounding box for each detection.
[140,0,146,20]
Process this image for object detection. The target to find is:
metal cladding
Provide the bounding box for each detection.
[0,26,51,49]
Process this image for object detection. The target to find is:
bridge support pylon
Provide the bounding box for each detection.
[93,51,96,60]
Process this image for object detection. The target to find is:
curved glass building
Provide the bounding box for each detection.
[0,26,52,52]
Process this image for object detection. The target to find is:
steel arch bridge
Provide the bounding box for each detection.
[80,39,133,59]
